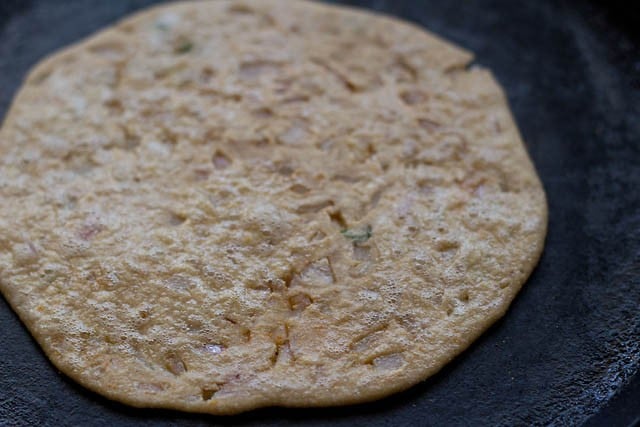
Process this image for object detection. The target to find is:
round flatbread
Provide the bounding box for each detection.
[0,0,547,415]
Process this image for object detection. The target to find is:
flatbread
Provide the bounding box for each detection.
[0,0,547,415]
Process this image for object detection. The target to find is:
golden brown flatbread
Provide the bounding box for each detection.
[0,0,547,414]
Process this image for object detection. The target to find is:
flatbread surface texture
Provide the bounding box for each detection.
[0,0,547,415]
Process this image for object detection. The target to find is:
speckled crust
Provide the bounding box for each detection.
[0,0,547,415]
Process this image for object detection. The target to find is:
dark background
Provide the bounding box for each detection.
[0,0,639,426]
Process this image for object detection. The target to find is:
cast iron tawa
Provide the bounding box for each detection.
[0,0,638,425]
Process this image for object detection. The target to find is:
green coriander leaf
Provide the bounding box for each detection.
[340,225,372,243]
[175,41,193,54]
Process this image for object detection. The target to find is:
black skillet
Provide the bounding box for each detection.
[1,0,638,425]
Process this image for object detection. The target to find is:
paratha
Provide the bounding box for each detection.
[0,0,547,414]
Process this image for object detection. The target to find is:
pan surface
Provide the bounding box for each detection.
[0,0,638,425]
